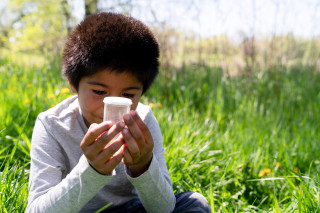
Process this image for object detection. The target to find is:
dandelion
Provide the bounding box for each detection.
[27,83,32,88]
[60,88,70,94]
[24,99,31,104]
[48,94,55,99]
[149,103,162,108]
[275,162,281,168]
[258,168,271,177]
[156,103,163,108]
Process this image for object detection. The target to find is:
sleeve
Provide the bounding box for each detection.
[26,117,113,213]
[126,110,176,213]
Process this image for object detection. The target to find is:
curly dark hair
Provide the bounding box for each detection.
[62,12,159,94]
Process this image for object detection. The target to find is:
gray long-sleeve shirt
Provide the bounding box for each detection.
[27,96,175,213]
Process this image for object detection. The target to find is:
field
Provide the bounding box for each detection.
[0,54,320,212]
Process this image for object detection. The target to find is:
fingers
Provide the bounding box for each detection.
[93,121,125,152]
[127,111,153,144]
[122,145,134,164]
[90,138,124,174]
[122,127,141,160]
[122,111,154,165]
[123,111,152,147]
[81,121,113,148]
[80,121,126,175]
[81,121,125,154]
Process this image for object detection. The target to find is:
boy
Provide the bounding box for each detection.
[27,12,210,213]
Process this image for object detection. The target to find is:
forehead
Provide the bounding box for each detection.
[83,70,143,88]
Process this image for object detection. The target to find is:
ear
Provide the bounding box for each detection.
[68,80,77,94]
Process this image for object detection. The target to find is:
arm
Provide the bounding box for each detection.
[122,110,175,213]
[26,117,121,213]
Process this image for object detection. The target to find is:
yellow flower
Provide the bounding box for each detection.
[149,103,162,108]
[258,168,271,177]
[275,162,281,167]
[12,86,17,90]
[27,83,32,88]
[48,93,55,99]
[60,88,70,94]
[51,104,56,108]
[24,99,31,104]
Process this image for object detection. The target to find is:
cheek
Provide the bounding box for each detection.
[130,97,141,111]
[131,104,138,111]
[80,96,104,113]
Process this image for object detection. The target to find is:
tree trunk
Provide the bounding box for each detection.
[61,0,72,35]
[85,0,99,16]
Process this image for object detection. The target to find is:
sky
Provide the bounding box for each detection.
[129,0,320,38]
[70,0,320,38]
[2,0,320,38]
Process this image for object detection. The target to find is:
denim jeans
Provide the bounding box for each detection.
[102,191,211,213]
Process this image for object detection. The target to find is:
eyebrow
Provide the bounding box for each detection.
[86,80,142,90]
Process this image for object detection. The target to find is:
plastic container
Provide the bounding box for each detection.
[103,97,132,123]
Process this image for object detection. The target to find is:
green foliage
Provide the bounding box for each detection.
[145,64,320,212]
[0,56,69,163]
[0,160,29,212]
[6,0,70,54]
[1,54,320,211]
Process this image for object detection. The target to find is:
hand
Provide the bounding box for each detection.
[80,121,125,175]
[121,111,154,177]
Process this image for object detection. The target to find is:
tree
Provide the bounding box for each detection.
[85,0,98,16]
[6,0,72,54]
[0,5,11,48]
[61,0,72,35]
[84,0,135,16]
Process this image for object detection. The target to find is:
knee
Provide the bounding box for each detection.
[175,191,211,213]
[190,192,211,213]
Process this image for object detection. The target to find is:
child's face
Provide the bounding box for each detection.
[70,69,143,127]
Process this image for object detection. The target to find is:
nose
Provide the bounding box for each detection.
[107,92,121,97]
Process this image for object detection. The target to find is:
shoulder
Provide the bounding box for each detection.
[135,102,152,122]
[136,102,161,133]
[37,95,80,129]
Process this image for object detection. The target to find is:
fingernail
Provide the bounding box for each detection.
[119,121,125,128]
[123,128,129,135]
[124,114,131,121]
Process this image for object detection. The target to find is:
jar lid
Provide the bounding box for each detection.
[103,97,132,106]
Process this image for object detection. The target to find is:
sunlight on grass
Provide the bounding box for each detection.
[1,54,320,212]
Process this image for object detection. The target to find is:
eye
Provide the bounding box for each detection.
[92,90,106,95]
[122,93,135,98]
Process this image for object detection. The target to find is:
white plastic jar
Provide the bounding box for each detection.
[103,97,132,123]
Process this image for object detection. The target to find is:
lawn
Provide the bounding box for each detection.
[0,55,320,212]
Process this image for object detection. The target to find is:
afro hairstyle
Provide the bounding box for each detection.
[62,12,160,94]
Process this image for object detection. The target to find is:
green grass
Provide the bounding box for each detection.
[1,55,320,212]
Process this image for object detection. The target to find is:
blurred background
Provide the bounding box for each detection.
[1,0,319,74]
